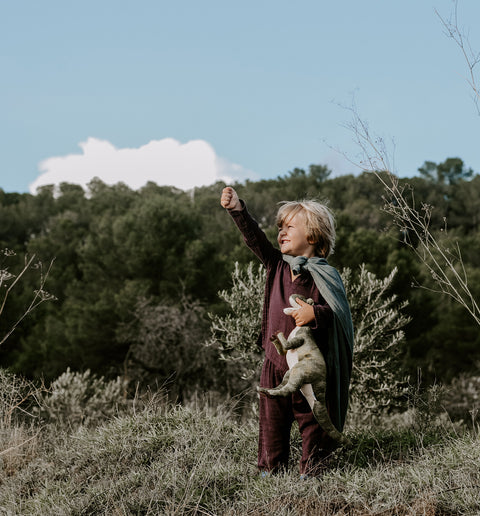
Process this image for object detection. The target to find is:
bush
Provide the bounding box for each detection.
[120,295,223,400]
[442,367,480,425]
[206,261,265,382]
[343,265,411,424]
[38,368,128,428]
[208,261,411,422]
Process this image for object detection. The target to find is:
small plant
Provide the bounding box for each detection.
[0,368,43,478]
[0,368,43,428]
[340,66,480,328]
[38,368,128,428]
[407,378,452,437]
[442,366,480,425]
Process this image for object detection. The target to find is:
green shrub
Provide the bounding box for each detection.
[38,368,128,428]
[206,261,264,382]
[343,265,411,424]
[119,295,222,400]
[443,368,480,425]
[208,261,411,423]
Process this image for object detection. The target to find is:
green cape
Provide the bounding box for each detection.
[282,254,354,431]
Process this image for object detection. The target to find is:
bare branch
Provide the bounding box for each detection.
[340,102,480,327]
[0,255,57,347]
[435,1,480,115]
[0,253,37,318]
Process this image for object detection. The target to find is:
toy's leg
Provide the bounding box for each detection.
[270,332,287,355]
[299,383,316,410]
[257,371,291,397]
[270,333,287,356]
[257,366,305,398]
[282,335,305,351]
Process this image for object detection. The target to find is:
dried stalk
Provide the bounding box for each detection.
[340,104,480,327]
[435,0,480,115]
[0,251,56,347]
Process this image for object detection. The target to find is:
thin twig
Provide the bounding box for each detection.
[435,1,480,115]
[0,431,40,457]
[0,257,56,347]
[0,254,37,317]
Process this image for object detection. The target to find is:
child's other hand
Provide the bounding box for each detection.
[221,187,242,211]
[291,298,315,327]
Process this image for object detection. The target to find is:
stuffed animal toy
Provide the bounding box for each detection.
[257,294,350,446]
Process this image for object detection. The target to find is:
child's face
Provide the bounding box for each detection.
[277,212,316,258]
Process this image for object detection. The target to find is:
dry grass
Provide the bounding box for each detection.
[0,393,478,515]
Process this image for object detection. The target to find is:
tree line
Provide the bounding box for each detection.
[1,157,479,395]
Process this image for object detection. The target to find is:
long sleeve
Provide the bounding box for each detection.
[228,201,281,269]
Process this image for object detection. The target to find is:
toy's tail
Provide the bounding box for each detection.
[312,401,351,446]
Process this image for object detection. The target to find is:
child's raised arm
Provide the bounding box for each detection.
[221,185,279,268]
[221,187,242,211]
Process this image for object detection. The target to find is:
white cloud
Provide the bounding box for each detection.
[29,137,256,194]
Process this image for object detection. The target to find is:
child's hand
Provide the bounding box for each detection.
[290,298,315,327]
[221,187,242,211]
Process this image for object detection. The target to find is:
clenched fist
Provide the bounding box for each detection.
[221,187,242,211]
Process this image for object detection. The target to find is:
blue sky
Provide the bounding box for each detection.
[1,0,479,193]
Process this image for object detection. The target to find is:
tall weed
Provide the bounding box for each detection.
[0,369,42,479]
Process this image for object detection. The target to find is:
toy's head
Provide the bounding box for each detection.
[283,294,314,316]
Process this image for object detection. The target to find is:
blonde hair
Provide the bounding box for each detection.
[276,200,336,258]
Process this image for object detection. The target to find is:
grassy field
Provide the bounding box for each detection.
[1,392,479,516]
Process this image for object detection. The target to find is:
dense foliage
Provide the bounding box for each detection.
[1,158,479,391]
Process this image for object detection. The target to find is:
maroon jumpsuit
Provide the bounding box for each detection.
[228,202,335,475]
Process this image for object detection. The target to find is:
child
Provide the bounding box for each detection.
[221,186,354,476]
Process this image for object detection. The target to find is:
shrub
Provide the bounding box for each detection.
[206,261,264,382]
[343,264,411,424]
[208,261,411,422]
[38,368,128,428]
[442,367,480,425]
[119,295,223,400]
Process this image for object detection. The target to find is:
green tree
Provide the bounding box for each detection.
[418,157,473,185]
[448,175,480,232]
